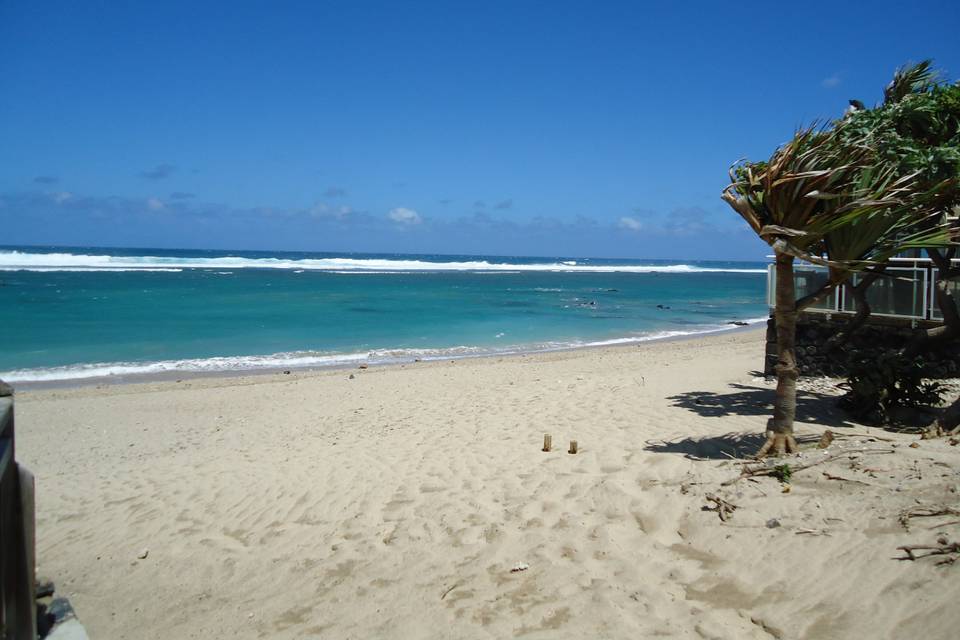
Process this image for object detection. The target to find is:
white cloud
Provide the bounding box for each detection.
[618,216,643,231]
[310,203,355,219]
[147,197,165,211]
[388,207,421,225]
[821,74,841,88]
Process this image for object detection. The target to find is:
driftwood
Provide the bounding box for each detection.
[722,448,897,486]
[898,506,960,531]
[795,528,831,536]
[817,430,834,449]
[822,472,872,486]
[704,494,738,522]
[897,542,960,565]
[831,432,897,443]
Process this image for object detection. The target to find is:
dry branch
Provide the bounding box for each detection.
[722,448,897,486]
[896,542,960,564]
[898,506,960,531]
[704,494,738,522]
[822,472,872,486]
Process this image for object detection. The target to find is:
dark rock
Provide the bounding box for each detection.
[727,321,749,327]
[36,578,55,599]
[47,597,78,625]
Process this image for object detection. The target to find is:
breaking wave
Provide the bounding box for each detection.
[1,317,767,383]
[0,250,766,274]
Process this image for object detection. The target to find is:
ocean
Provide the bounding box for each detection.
[0,246,770,383]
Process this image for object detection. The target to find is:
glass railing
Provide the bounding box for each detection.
[841,268,927,319]
[930,272,960,321]
[766,256,957,321]
[766,263,838,312]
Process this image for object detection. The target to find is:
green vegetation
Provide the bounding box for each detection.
[771,464,793,484]
[722,61,958,457]
[838,352,944,425]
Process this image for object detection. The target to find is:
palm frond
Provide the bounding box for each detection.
[884,60,937,105]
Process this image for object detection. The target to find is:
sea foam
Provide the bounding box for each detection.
[0,250,766,274]
[0,317,768,383]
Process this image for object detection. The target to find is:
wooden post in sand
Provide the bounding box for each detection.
[542,434,552,452]
[568,440,578,454]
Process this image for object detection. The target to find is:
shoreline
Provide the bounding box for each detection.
[7,322,766,391]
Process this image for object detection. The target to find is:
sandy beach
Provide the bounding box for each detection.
[12,328,960,639]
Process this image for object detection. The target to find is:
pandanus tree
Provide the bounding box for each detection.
[821,62,960,433]
[831,62,960,342]
[722,129,951,456]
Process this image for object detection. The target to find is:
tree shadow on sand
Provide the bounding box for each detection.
[645,431,770,460]
[646,383,857,460]
[666,383,854,426]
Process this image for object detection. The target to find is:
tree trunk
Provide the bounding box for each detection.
[905,249,960,356]
[922,398,960,438]
[757,252,800,457]
[920,248,960,438]
[824,270,881,352]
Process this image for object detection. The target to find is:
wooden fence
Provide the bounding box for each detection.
[0,380,36,640]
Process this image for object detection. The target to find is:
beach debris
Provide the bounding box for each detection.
[440,582,460,600]
[568,440,578,455]
[348,374,355,379]
[909,442,920,449]
[721,450,894,486]
[766,518,781,528]
[704,494,738,522]
[510,562,530,573]
[136,548,149,560]
[727,321,749,326]
[822,472,871,486]
[898,505,960,531]
[795,528,830,536]
[542,434,552,452]
[283,370,291,375]
[897,540,960,565]
[771,464,793,483]
[358,364,368,369]
[817,430,834,449]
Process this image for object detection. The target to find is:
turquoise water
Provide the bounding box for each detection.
[0,247,769,382]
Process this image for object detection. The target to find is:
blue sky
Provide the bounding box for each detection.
[1,1,958,260]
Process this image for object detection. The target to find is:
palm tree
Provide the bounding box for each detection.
[722,125,953,456]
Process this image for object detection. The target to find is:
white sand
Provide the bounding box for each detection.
[13,329,960,639]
